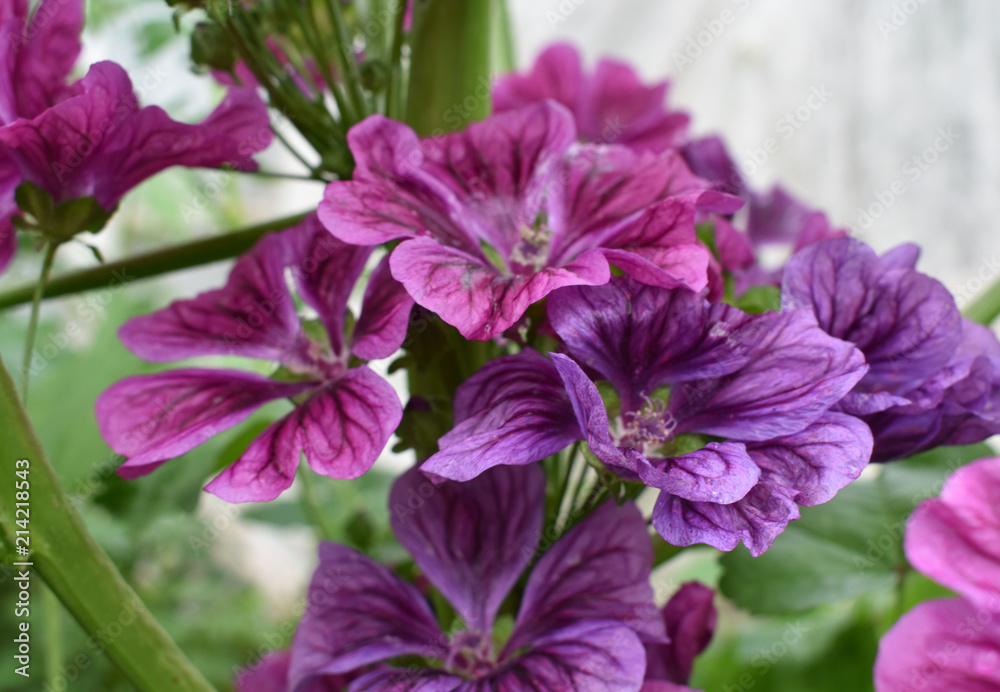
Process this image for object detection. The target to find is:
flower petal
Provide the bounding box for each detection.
[874,598,1000,692]
[509,500,663,651]
[635,445,760,504]
[904,457,1000,612]
[236,650,352,692]
[422,350,582,482]
[206,367,402,502]
[348,670,463,692]
[389,464,545,634]
[96,369,312,479]
[119,231,303,363]
[645,582,716,684]
[492,43,584,124]
[288,543,447,690]
[352,254,414,360]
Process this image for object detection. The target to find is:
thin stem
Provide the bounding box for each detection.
[298,465,336,542]
[271,126,320,174]
[325,0,370,119]
[19,240,57,402]
[386,0,408,121]
[964,273,1000,325]
[241,168,325,182]
[0,212,310,311]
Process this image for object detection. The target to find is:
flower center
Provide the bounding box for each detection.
[508,213,553,273]
[445,630,495,679]
[619,395,676,452]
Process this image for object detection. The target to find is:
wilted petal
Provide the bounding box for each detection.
[874,598,1000,692]
[423,350,581,482]
[389,465,545,633]
[646,582,716,684]
[390,237,609,340]
[352,254,414,360]
[746,412,872,507]
[509,501,662,651]
[206,367,402,502]
[96,369,312,479]
[905,457,1000,612]
[119,231,304,363]
[652,482,801,556]
[670,309,868,441]
[288,543,447,691]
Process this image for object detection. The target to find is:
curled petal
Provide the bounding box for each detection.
[633,445,760,504]
[646,582,717,684]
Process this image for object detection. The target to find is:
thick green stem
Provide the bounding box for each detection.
[0,354,215,691]
[0,212,309,311]
[405,0,493,135]
[19,241,57,401]
[964,273,1000,325]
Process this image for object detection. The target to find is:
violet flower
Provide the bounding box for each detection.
[425,276,872,555]
[288,464,662,691]
[493,43,690,152]
[96,216,412,502]
[319,102,738,340]
[0,0,272,273]
[874,456,1000,691]
[644,582,717,691]
[782,236,1000,460]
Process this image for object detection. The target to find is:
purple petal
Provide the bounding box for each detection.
[348,670,463,692]
[670,309,868,441]
[492,43,584,125]
[96,369,312,479]
[880,243,920,270]
[352,254,414,360]
[206,367,402,502]
[389,236,609,340]
[781,237,961,390]
[422,350,582,482]
[119,231,304,363]
[904,457,1000,612]
[746,412,872,507]
[642,683,699,692]
[286,217,371,356]
[874,598,1000,692]
[652,482,801,556]
[288,543,447,690]
[0,217,14,274]
[746,187,842,249]
[634,445,761,504]
[237,651,349,692]
[390,464,545,633]
[509,501,662,651]
[646,582,716,684]
[680,135,743,198]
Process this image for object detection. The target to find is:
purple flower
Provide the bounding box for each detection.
[492,43,690,152]
[288,464,661,691]
[96,216,412,502]
[645,582,716,688]
[874,457,1000,691]
[782,237,1000,460]
[681,136,846,296]
[319,103,736,340]
[425,276,872,555]
[236,650,351,692]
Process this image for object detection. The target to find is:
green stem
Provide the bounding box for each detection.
[964,273,1000,325]
[490,0,515,73]
[19,241,57,402]
[386,0,408,121]
[0,354,215,691]
[298,466,336,542]
[325,0,370,120]
[0,212,310,311]
[42,584,64,686]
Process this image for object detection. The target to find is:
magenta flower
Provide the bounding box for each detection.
[320,102,736,340]
[288,464,662,691]
[874,457,1000,691]
[425,277,872,555]
[493,43,690,152]
[782,237,1000,460]
[96,216,412,502]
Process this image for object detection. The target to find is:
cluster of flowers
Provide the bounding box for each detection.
[9,4,999,686]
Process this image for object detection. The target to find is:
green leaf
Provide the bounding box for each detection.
[13,181,54,226]
[731,285,781,314]
[719,443,993,614]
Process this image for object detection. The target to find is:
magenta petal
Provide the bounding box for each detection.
[352,254,414,360]
[489,621,647,692]
[390,237,609,340]
[646,583,716,684]
[508,501,663,650]
[206,367,402,502]
[0,217,14,274]
[422,350,582,482]
[904,457,1000,612]
[119,231,303,363]
[389,465,545,633]
[288,543,447,690]
[874,598,1000,692]
[492,43,584,121]
[237,651,348,692]
[96,369,312,478]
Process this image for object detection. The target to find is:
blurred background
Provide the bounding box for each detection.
[1,1,997,690]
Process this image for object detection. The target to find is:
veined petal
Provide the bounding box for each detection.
[96,369,312,479]
[634,445,760,504]
[348,670,463,692]
[352,254,414,360]
[389,465,545,634]
[206,367,402,502]
[509,501,663,651]
[423,350,582,482]
[289,543,447,691]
